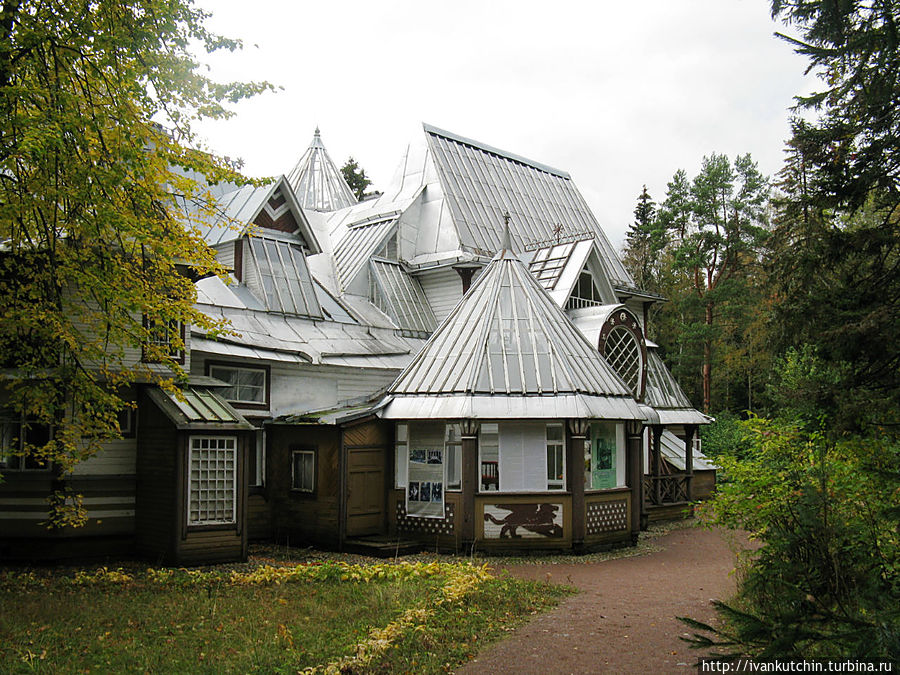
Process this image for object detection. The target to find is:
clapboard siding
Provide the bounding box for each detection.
[418,268,464,324]
[135,389,179,562]
[335,368,397,401]
[70,439,137,476]
[269,425,341,549]
[247,493,273,540]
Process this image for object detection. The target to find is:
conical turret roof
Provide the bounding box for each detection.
[380,247,644,420]
[288,128,357,212]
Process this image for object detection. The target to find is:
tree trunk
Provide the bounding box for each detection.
[703,302,713,413]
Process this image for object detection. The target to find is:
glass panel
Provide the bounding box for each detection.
[589,423,617,490]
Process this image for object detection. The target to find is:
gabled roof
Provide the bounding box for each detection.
[193,176,321,254]
[381,244,644,420]
[423,124,633,285]
[287,128,357,212]
[332,213,399,291]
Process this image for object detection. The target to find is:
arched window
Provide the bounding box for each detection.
[599,309,647,399]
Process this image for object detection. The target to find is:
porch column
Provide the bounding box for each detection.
[651,425,663,506]
[625,420,645,535]
[567,419,590,550]
[684,425,697,502]
[460,420,479,548]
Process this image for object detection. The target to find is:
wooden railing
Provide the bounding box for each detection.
[643,474,690,506]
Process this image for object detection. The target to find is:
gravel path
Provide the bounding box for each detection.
[457,526,744,675]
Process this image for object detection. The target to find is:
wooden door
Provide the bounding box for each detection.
[345,435,386,537]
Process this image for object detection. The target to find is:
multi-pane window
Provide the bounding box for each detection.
[142,317,185,364]
[528,242,575,290]
[292,449,315,492]
[604,326,641,394]
[208,365,268,407]
[546,424,565,490]
[188,436,237,525]
[0,418,52,471]
[479,423,500,491]
[248,238,322,318]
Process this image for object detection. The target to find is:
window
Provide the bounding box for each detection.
[187,436,237,525]
[566,269,604,309]
[394,423,408,488]
[292,449,315,492]
[405,423,444,518]
[248,238,322,318]
[599,309,646,399]
[0,417,52,472]
[142,317,185,364]
[208,364,269,408]
[249,427,265,487]
[479,423,499,491]
[546,424,565,490]
[445,423,461,490]
[586,423,623,490]
[395,422,461,492]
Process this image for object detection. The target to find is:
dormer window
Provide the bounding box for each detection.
[598,308,647,399]
[567,270,604,309]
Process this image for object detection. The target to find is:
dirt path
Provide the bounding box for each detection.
[457,526,744,675]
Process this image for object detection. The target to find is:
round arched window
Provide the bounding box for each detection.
[599,309,647,400]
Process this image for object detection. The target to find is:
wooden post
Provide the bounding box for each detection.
[567,419,589,551]
[460,420,479,548]
[684,425,696,502]
[651,425,663,506]
[625,420,645,535]
[454,266,477,294]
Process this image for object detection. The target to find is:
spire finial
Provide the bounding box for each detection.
[314,126,320,136]
[501,211,512,251]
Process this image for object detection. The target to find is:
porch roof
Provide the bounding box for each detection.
[146,386,254,431]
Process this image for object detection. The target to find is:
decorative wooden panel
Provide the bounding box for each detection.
[586,499,628,535]
[396,501,454,536]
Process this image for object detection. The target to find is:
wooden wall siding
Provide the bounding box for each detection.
[343,419,391,450]
[247,493,273,540]
[254,194,299,235]
[0,474,57,538]
[215,240,235,271]
[268,425,341,549]
[474,494,573,550]
[135,389,179,562]
[335,368,398,403]
[692,471,716,501]
[175,529,246,566]
[418,268,464,324]
[69,439,137,476]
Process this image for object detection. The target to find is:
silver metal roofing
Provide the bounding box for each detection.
[287,128,357,213]
[381,247,643,420]
[332,214,399,291]
[645,350,711,425]
[146,386,253,431]
[193,276,425,367]
[423,124,633,286]
[370,259,437,335]
[191,177,321,254]
[522,236,599,307]
[247,237,323,319]
[660,429,718,471]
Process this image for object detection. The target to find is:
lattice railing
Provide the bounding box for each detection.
[642,474,690,506]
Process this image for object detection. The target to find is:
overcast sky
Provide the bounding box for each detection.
[192,0,813,250]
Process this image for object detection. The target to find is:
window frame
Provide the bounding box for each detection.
[0,416,53,473]
[142,316,185,365]
[206,361,271,410]
[291,447,316,495]
[186,435,238,528]
[545,423,566,491]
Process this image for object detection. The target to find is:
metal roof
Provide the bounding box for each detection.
[370,258,437,335]
[423,124,634,286]
[191,177,321,254]
[146,386,254,431]
[246,237,323,319]
[381,246,643,420]
[645,350,711,425]
[287,128,357,212]
[332,214,398,291]
[659,429,718,471]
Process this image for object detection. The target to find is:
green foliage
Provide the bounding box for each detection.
[623,185,667,292]
[699,411,751,461]
[0,0,271,510]
[691,417,900,659]
[340,157,375,201]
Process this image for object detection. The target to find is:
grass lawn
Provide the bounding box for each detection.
[0,558,572,674]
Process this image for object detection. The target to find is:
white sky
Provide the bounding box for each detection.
[192,0,812,251]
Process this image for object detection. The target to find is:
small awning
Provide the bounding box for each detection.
[146,386,255,431]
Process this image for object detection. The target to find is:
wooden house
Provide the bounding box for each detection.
[0,124,710,562]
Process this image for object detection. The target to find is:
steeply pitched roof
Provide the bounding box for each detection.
[381,245,643,420]
[288,128,358,212]
[423,124,634,286]
[644,350,711,425]
[370,258,437,336]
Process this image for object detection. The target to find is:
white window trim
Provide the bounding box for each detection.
[187,436,237,526]
[546,423,566,491]
[291,449,316,493]
[208,364,268,406]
